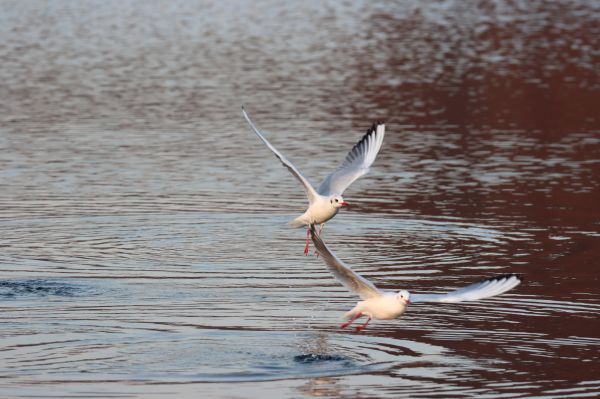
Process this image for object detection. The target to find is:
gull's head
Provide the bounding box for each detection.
[329,195,349,209]
[396,290,411,305]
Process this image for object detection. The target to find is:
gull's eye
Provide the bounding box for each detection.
[335,199,339,202]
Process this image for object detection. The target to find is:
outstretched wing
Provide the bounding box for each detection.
[411,274,523,304]
[317,123,385,196]
[242,107,319,204]
[310,224,382,300]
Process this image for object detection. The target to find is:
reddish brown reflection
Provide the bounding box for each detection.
[341,0,600,392]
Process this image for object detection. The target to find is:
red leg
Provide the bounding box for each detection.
[340,312,362,329]
[355,317,372,332]
[304,227,310,255]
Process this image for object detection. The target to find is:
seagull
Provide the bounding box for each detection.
[309,225,523,332]
[242,107,385,255]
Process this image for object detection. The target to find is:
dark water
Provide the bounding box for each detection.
[1,1,599,398]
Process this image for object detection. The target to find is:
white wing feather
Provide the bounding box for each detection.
[318,123,385,196]
[310,224,381,300]
[411,274,522,303]
[242,107,319,204]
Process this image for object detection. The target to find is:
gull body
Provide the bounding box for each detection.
[309,224,523,331]
[289,195,344,228]
[242,107,385,253]
[343,292,409,321]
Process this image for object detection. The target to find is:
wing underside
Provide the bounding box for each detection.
[242,107,319,203]
[411,274,523,303]
[310,224,381,300]
[318,123,385,196]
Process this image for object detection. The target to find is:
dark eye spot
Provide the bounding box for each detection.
[335,199,339,202]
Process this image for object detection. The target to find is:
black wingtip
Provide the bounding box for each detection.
[363,123,380,139]
[484,273,523,283]
[366,121,385,135]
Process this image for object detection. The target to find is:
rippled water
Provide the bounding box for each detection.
[1,1,599,398]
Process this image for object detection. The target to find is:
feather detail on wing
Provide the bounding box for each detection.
[411,274,523,303]
[242,107,319,203]
[318,123,385,196]
[310,224,381,300]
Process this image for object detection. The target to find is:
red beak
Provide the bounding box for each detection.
[340,201,349,207]
[406,300,411,304]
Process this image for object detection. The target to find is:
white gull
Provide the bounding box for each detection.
[310,224,523,331]
[243,107,385,255]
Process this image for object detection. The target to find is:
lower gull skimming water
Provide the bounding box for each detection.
[310,225,523,331]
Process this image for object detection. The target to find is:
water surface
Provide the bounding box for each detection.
[1,1,599,398]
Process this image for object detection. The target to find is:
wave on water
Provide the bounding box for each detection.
[0,279,90,298]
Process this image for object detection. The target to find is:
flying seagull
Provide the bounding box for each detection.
[242,107,385,255]
[310,224,523,332]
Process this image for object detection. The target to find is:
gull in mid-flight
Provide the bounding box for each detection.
[242,107,385,255]
[310,225,523,332]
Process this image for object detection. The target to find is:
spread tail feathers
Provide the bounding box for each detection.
[288,218,306,228]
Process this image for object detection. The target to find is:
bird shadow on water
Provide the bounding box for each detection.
[294,331,360,369]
